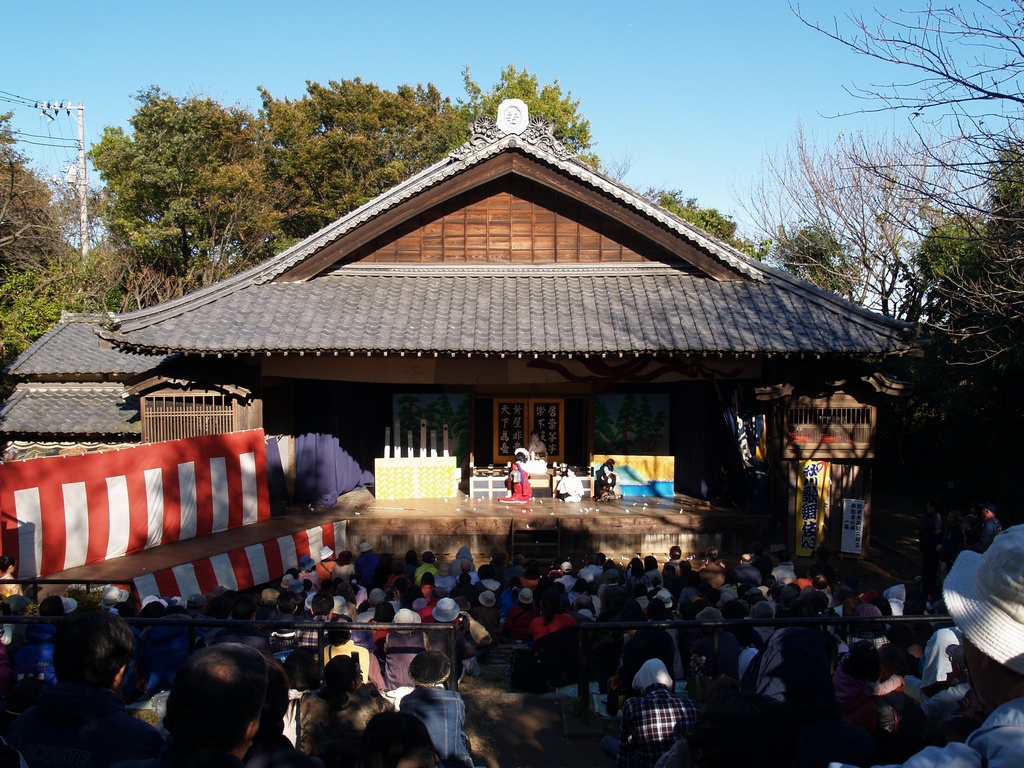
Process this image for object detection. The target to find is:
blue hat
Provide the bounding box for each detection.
[299,555,315,570]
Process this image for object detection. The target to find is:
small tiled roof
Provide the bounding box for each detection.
[5,313,167,378]
[0,383,140,436]
[103,265,914,357]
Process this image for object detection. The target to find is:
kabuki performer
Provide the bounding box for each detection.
[500,447,533,503]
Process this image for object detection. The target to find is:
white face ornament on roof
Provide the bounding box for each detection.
[497,99,529,135]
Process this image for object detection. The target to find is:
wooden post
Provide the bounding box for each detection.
[384,427,391,459]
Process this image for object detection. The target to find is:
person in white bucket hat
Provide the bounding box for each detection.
[829,524,1024,768]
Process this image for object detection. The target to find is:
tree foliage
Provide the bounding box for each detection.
[459,65,598,166]
[744,126,947,323]
[798,2,1024,351]
[91,88,283,295]
[652,190,769,260]
[0,113,66,270]
[259,79,464,239]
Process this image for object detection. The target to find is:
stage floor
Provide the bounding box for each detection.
[42,490,768,595]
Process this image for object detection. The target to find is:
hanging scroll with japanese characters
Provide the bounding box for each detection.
[494,400,527,460]
[529,400,563,462]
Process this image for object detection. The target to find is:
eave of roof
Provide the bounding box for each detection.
[0,383,140,436]
[101,264,916,359]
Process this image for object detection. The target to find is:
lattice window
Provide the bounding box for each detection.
[787,404,873,447]
[142,392,235,443]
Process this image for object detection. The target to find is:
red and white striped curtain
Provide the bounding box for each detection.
[0,430,271,578]
[134,521,344,599]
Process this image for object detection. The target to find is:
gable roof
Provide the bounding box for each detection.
[101,110,917,360]
[5,312,169,379]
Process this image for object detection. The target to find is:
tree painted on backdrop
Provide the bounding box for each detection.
[395,394,470,466]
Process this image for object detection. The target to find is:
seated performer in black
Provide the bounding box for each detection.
[594,459,621,502]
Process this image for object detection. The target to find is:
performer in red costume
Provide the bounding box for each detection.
[500,448,533,504]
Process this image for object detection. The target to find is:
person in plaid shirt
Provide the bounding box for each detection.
[601,658,700,768]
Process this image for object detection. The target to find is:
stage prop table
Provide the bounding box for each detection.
[470,465,593,500]
[374,457,458,500]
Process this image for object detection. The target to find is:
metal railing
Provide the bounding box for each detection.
[3,615,460,691]
[1,578,135,604]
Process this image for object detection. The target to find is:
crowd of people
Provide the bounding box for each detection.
[0,512,1020,768]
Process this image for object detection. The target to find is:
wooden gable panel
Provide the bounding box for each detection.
[345,178,682,267]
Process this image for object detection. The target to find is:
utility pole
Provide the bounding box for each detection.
[37,100,88,256]
[75,101,87,257]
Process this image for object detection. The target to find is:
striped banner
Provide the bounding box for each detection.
[0,431,271,578]
[133,521,345,599]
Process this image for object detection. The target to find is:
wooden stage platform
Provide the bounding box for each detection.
[44,490,770,597]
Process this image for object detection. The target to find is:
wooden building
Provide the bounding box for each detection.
[2,101,919,554]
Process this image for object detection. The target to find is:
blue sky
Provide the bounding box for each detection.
[3,1,907,235]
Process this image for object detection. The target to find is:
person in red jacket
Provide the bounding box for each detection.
[502,589,538,643]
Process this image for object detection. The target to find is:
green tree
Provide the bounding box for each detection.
[459,65,598,166]
[772,222,859,300]
[91,88,282,295]
[0,113,65,269]
[652,190,769,260]
[260,79,463,238]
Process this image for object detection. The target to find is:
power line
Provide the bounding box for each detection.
[0,90,38,107]
[12,129,78,144]
[8,136,78,149]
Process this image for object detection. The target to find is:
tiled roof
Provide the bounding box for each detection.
[102,111,916,359]
[5,313,168,378]
[0,383,140,436]
[104,265,914,357]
